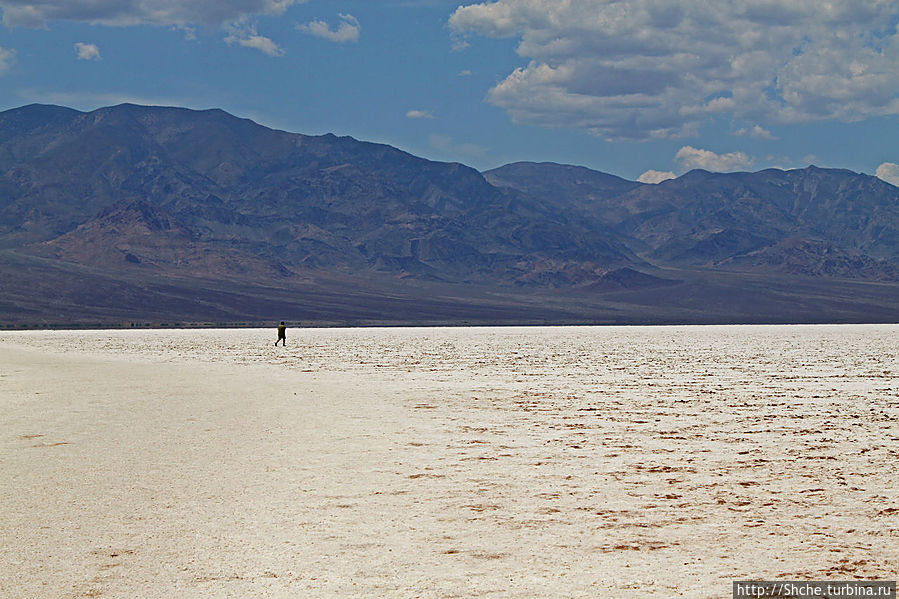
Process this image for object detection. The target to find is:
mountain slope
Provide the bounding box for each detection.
[2,103,899,325]
[27,199,295,282]
[484,161,643,215]
[485,163,899,278]
[0,103,635,285]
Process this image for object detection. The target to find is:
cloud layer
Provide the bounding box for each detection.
[876,162,899,187]
[297,13,360,43]
[637,170,676,184]
[225,19,284,56]
[74,42,101,61]
[675,146,754,172]
[450,0,899,141]
[734,125,777,140]
[0,0,306,27]
[0,45,14,73]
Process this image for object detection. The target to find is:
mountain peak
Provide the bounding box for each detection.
[0,104,82,136]
[2,102,899,326]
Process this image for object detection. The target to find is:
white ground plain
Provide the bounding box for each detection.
[1,325,897,598]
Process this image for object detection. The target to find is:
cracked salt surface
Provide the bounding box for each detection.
[0,325,896,598]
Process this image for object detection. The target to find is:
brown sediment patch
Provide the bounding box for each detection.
[461,504,502,512]
[469,551,509,560]
[30,441,70,448]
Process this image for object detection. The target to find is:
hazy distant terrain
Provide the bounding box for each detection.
[2,104,899,326]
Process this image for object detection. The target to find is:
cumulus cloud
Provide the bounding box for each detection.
[225,19,284,56]
[734,124,777,140]
[0,45,14,74]
[637,170,676,184]
[74,42,101,60]
[175,25,198,41]
[875,162,899,187]
[0,0,307,28]
[675,146,754,172]
[458,69,472,77]
[449,0,899,141]
[451,38,470,51]
[297,13,360,43]
[406,109,434,119]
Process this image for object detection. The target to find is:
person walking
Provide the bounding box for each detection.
[275,321,287,346]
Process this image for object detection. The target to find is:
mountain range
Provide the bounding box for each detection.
[2,103,898,326]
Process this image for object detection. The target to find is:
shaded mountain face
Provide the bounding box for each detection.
[2,103,899,327]
[717,237,899,280]
[0,103,634,285]
[28,199,294,282]
[484,162,643,213]
[485,162,899,279]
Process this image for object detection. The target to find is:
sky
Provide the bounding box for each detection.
[1,0,898,185]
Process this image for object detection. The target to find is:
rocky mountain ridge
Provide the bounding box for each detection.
[486,162,899,280]
[1,103,638,287]
[2,103,898,325]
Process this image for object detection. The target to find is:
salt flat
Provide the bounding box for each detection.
[1,325,897,598]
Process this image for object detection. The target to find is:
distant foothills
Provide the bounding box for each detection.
[1,103,898,327]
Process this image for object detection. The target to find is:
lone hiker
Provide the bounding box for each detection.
[275,321,287,346]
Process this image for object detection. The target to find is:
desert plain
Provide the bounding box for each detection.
[1,325,897,598]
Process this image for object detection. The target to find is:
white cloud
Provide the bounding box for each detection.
[449,0,899,141]
[451,38,470,51]
[0,45,14,74]
[238,34,283,56]
[74,42,101,61]
[734,124,777,140]
[637,170,676,184]
[297,13,360,43]
[406,109,434,119]
[0,0,307,28]
[225,19,284,56]
[457,69,472,77]
[173,25,198,41]
[875,162,899,186]
[675,146,754,172]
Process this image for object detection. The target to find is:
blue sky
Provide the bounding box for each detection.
[1,0,898,185]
